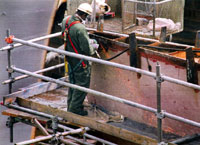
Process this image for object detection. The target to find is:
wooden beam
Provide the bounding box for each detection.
[30,127,37,141]
[16,97,176,145]
[2,109,48,122]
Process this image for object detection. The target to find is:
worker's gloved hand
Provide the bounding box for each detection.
[89,39,101,58]
[89,39,99,51]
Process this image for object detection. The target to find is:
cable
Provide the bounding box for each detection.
[104,48,129,61]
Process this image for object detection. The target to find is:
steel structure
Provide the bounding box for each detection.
[121,0,184,38]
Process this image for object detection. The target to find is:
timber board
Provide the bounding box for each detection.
[3,80,63,105]
[2,109,49,123]
[15,96,176,145]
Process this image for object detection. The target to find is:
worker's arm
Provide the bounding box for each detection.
[77,26,96,56]
[61,17,67,34]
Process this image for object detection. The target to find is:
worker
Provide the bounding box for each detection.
[61,3,98,116]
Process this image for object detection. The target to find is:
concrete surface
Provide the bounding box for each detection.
[0,0,55,144]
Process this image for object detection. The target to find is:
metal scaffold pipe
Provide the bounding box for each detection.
[32,118,49,136]
[11,37,200,91]
[164,112,200,128]
[11,66,200,128]
[8,103,59,120]
[124,0,173,5]
[2,63,64,84]
[156,63,163,143]
[58,124,117,145]
[0,29,193,51]
[0,32,62,51]
[6,29,13,95]
[15,127,88,145]
[12,37,156,78]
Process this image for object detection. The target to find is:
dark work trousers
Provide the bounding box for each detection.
[67,63,91,113]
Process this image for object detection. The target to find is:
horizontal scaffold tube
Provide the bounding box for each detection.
[0,32,62,51]
[12,37,200,91]
[2,63,64,84]
[16,127,88,145]
[1,29,193,51]
[58,124,117,145]
[12,66,200,128]
[124,0,173,5]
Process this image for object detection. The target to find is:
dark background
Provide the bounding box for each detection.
[0,0,54,144]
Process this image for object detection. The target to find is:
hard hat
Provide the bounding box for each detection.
[77,3,93,15]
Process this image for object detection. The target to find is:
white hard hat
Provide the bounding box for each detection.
[77,3,93,15]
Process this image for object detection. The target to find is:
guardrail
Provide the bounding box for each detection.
[2,29,200,144]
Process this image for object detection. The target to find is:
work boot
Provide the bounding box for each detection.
[69,110,88,116]
[79,110,88,116]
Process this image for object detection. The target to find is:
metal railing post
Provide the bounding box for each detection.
[153,0,156,37]
[121,0,125,32]
[6,117,15,143]
[6,29,13,94]
[195,30,200,48]
[91,0,96,27]
[156,62,163,143]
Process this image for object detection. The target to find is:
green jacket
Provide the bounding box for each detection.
[62,14,94,67]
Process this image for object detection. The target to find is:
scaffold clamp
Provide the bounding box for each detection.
[80,127,87,136]
[6,66,14,73]
[156,110,165,119]
[5,35,14,44]
[0,101,3,106]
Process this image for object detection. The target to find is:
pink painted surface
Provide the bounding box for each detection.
[88,49,200,136]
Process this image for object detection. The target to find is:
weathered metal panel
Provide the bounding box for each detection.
[87,33,200,136]
[89,51,200,136]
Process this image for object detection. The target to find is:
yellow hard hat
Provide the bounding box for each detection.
[77,3,93,15]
